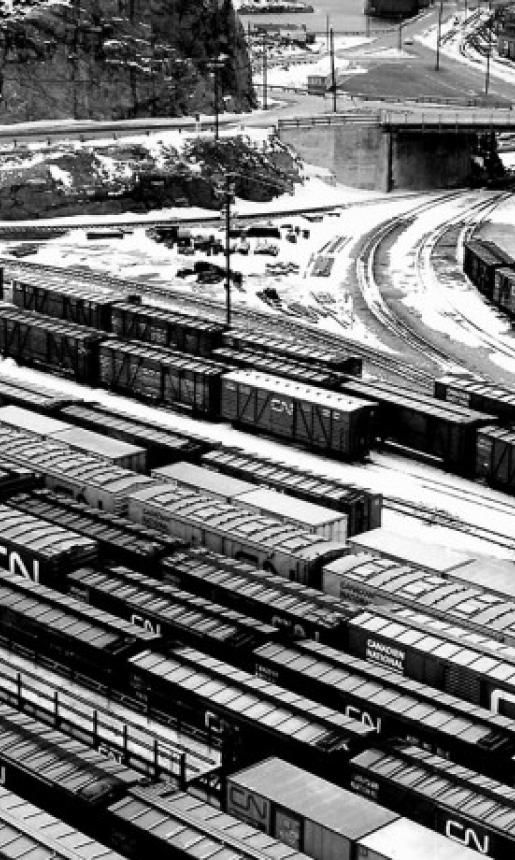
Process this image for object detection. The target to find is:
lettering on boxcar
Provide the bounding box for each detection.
[365,638,405,672]
[130,614,162,635]
[270,399,294,416]
[344,704,381,733]
[227,785,270,829]
[0,546,39,583]
[445,821,490,854]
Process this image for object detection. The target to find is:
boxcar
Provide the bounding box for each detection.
[343,528,471,573]
[0,457,42,499]
[99,339,225,417]
[128,485,346,586]
[252,639,515,781]
[127,646,373,780]
[0,373,81,413]
[212,346,344,387]
[476,425,515,492]
[221,329,362,375]
[0,502,97,585]
[110,301,225,356]
[0,303,103,384]
[221,370,376,460]
[0,427,155,516]
[435,374,515,426]
[463,239,515,300]
[200,447,382,536]
[337,377,495,473]
[349,744,515,860]
[493,265,515,318]
[59,402,214,467]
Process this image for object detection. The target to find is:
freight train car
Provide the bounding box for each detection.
[221,329,362,375]
[349,744,515,859]
[7,489,184,573]
[128,485,346,586]
[475,425,515,492]
[67,564,278,668]
[0,458,42,499]
[336,377,495,473]
[435,374,515,426]
[0,502,98,585]
[127,646,373,779]
[252,639,515,781]
[221,371,376,460]
[493,265,515,319]
[212,346,342,387]
[59,401,214,468]
[110,302,225,357]
[226,758,478,860]
[0,304,103,383]
[0,373,81,414]
[200,447,382,535]
[463,239,515,301]
[99,339,226,417]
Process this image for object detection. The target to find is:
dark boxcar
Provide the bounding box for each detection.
[338,377,495,473]
[59,402,214,468]
[110,302,225,357]
[99,339,225,417]
[200,447,382,535]
[435,374,515,426]
[221,370,376,460]
[0,458,42,499]
[463,240,515,300]
[0,373,82,413]
[222,329,362,375]
[493,266,515,319]
[366,0,418,17]
[0,502,97,585]
[212,346,341,388]
[476,425,515,492]
[0,304,103,384]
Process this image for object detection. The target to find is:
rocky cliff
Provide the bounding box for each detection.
[0,0,255,122]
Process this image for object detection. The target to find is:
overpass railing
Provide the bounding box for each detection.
[380,108,515,129]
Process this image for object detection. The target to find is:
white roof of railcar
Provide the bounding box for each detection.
[0,405,68,436]
[236,486,345,527]
[223,370,375,412]
[151,461,253,497]
[347,528,472,573]
[359,817,479,860]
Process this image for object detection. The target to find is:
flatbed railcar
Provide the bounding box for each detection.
[59,401,215,468]
[221,370,376,460]
[200,447,382,535]
[336,377,496,473]
[0,426,155,516]
[110,301,225,357]
[435,374,515,426]
[221,328,362,375]
[67,565,279,668]
[0,502,98,585]
[348,744,515,859]
[161,548,360,646]
[252,639,515,783]
[0,570,160,684]
[322,554,515,646]
[128,485,347,586]
[127,646,374,779]
[463,239,515,301]
[0,303,104,384]
[0,786,126,860]
[7,489,184,573]
[98,339,226,418]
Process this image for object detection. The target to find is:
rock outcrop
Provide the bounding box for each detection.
[0,0,255,121]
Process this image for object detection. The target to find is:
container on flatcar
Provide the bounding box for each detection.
[59,402,213,468]
[0,303,103,383]
[0,503,98,585]
[0,405,147,471]
[221,370,375,460]
[343,529,472,574]
[110,301,225,356]
[435,374,515,426]
[128,485,345,586]
[226,757,399,859]
[476,425,515,492]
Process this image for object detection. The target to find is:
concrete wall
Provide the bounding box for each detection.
[279,121,477,191]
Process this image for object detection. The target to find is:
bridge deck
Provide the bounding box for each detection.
[279,107,515,132]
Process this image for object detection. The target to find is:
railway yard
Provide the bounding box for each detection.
[0,156,514,860]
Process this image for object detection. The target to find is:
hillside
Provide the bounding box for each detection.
[0,0,255,122]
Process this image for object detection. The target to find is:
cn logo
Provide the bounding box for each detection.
[270,398,294,416]
[445,821,490,854]
[0,547,39,583]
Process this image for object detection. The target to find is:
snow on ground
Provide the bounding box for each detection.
[0,357,513,560]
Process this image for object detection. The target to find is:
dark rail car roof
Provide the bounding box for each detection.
[99,339,227,375]
[0,304,104,342]
[0,502,97,564]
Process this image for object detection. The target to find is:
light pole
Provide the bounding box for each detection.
[435,1,443,71]
[214,172,237,327]
[330,28,337,112]
[207,54,227,140]
[262,32,268,109]
[485,19,492,93]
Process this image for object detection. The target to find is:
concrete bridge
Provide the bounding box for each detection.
[277,107,515,191]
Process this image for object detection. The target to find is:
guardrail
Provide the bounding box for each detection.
[278,112,380,128]
[381,108,515,128]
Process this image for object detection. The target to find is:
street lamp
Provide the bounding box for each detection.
[435,1,443,71]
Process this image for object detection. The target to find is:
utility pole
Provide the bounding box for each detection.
[262,32,268,109]
[326,14,330,50]
[222,173,236,327]
[435,1,443,71]
[330,28,336,112]
[398,22,403,50]
[485,22,492,93]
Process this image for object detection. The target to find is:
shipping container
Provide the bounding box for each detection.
[337,377,495,473]
[226,757,398,859]
[128,485,346,586]
[0,405,147,471]
[200,448,382,536]
[345,528,472,573]
[435,374,515,425]
[463,239,515,300]
[0,303,103,384]
[0,502,97,585]
[110,301,225,356]
[475,425,515,492]
[59,402,214,468]
[221,371,376,460]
